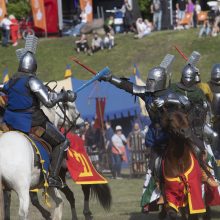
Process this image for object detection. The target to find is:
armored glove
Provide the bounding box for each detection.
[153,97,165,108]
[66,90,77,102]
[62,90,77,102]
[99,71,112,82]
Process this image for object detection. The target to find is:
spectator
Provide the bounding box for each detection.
[9,15,19,47]
[199,19,211,37]
[135,18,151,39]
[71,9,87,36]
[91,33,104,53]
[176,0,187,25]
[104,15,115,34]
[75,34,91,54]
[186,0,195,27]
[0,14,12,47]
[104,121,114,172]
[111,125,127,179]
[121,0,134,33]
[103,32,114,49]
[127,122,146,175]
[151,0,162,31]
[193,0,201,28]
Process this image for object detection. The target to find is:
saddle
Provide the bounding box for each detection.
[0,123,52,169]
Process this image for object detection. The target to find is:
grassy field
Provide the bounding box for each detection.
[8,171,220,220]
[0,29,220,82]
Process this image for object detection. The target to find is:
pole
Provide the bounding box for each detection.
[70,56,97,75]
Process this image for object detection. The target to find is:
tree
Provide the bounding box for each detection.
[138,0,152,19]
[7,0,31,20]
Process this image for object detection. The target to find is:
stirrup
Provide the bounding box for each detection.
[48,176,65,189]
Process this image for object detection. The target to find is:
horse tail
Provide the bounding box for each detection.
[0,171,4,220]
[90,184,112,211]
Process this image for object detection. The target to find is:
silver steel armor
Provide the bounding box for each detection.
[181,64,198,87]
[28,77,76,108]
[146,67,167,92]
[17,35,38,74]
[211,64,220,85]
[18,52,37,74]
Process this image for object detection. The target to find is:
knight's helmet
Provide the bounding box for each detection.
[16,35,38,74]
[181,51,201,87]
[211,64,220,85]
[146,54,175,92]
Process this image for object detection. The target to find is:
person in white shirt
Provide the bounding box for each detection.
[135,18,151,39]
[103,32,114,49]
[91,33,104,53]
[111,125,127,179]
[0,14,12,47]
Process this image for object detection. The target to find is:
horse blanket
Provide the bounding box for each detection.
[66,132,108,184]
[163,153,206,214]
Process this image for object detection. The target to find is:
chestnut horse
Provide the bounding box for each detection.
[161,110,209,220]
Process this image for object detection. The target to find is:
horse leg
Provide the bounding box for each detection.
[202,205,211,220]
[29,192,51,220]
[167,207,178,220]
[158,204,167,219]
[81,185,93,220]
[3,190,11,220]
[16,188,30,220]
[48,188,63,220]
[59,167,78,220]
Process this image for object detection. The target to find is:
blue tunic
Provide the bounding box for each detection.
[3,75,34,133]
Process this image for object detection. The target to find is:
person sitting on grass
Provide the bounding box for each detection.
[103,32,115,50]
[75,34,91,54]
[91,33,104,53]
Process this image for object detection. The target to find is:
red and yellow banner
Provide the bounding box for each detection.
[0,0,7,21]
[30,0,46,30]
[66,132,107,184]
[80,0,93,22]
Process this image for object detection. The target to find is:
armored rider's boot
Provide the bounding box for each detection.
[48,139,69,188]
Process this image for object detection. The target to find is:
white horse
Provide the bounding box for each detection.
[0,101,84,220]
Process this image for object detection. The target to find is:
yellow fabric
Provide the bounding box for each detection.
[197,82,213,102]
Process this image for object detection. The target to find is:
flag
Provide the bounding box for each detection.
[80,0,93,22]
[30,0,47,31]
[133,64,141,78]
[0,0,7,21]
[64,64,72,78]
[94,97,106,129]
[66,132,108,184]
[2,67,9,84]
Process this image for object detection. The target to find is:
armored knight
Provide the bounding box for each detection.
[208,64,220,179]
[2,35,76,188]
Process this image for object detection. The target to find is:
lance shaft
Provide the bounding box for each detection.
[174,45,188,61]
[70,56,96,75]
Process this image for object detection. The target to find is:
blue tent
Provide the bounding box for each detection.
[71,75,141,122]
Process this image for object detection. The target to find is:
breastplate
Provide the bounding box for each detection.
[212,92,220,115]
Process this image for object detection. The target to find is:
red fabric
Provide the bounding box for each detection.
[10,18,19,43]
[94,98,106,129]
[44,0,58,33]
[205,183,220,206]
[163,154,205,214]
[65,131,107,184]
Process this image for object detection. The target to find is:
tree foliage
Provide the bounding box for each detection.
[138,0,152,19]
[7,0,31,20]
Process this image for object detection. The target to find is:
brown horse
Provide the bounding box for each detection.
[161,110,208,220]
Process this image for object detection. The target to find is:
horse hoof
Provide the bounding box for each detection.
[167,208,177,220]
[83,211,93,220]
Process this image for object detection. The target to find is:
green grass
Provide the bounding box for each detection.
[8,172,220,219]
[1,29,220,82]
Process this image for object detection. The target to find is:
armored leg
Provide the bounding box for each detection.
[41,122,69,188]
[48,139,69,188]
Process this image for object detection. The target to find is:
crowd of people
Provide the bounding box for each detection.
[80,119,148,179]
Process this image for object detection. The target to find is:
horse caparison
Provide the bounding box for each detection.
[162,111,209,220]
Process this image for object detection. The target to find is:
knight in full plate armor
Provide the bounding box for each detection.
[207,64,220,179]
[2,35,76,188]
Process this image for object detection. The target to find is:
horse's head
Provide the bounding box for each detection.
[161,110,192,139]
[60,101,85,129]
